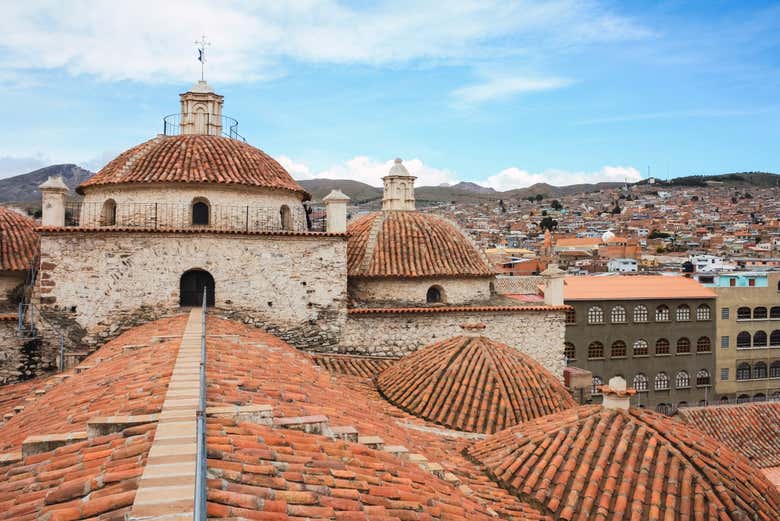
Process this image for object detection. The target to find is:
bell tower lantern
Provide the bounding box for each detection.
[179,81,224,136]
[382,158,416,211]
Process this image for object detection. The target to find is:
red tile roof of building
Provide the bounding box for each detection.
[563,275,716,300]
[467,405,780,520]
[347,211,494,278]
[77,134,309,200]
[348,304,568,314]
[677,402,780,468]
[377,335,576,434]
[0,207,38,272]
[310,353,398,378]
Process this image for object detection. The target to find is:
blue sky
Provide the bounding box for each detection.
[0,1,778,188]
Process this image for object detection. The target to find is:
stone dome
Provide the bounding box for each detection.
[347,211,493,278]
[467,405,780,520]
[376,335,576,433]
[77,134,309,200]
[0,207,38,271]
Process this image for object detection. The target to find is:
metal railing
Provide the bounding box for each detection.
[63,201,327,233]
[194,287,207,520]
[163,113,246,142]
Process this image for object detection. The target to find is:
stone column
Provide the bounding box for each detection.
[39,176,69,227]
[323,189,350,233]
[541,263,565,306]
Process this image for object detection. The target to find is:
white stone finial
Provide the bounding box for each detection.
[541,264,565,306]
[39,176,69,227]
[600,376,635,411]
[323,189,350,233]
[382,158,416,211]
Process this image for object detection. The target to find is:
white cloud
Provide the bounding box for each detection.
[0,154,49,179]
[452,75,572,105]
[484,165,642,191]
[0,1,648,84]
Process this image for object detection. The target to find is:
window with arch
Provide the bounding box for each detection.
[610,306,627,323]
[677,401,688,409]
[771,306,780,319]
[654,372,670,391]
[676,337,690,354]
[633,373,648,392]
[754,306,768,320]
[696,336,711,353]
[633,305,648,323]
[736,394,751,404]
[771,330,780,347]
[655,403,672,415]
[591,376,603,395]
[696,304,711,321]
[769,361,780,378]
[676,304,691,322]
[587,306,604,324]
[655,338,670,355]
[565,308,576,324]
[279,205,293,231]
[773,391,780,401]
[753,362,767,379]
[610,340,627,358]
[192,198,210,225]
[588,341,604,359]
[564,342,576,360]
[633,339,649,356]
[737,306,751,320]
[696,369,711,387]
[426,285,444,303]
[675,370,690,388]
[736,363,751,380]
[655,305,670,322]
[736,331,751,348]
[719,396,730,405]
[100,199,117,226]
[753,331,768,347]
[753,393,766,402]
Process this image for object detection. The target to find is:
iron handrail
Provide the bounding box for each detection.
[194,287,207,520]
[163,113,246,142]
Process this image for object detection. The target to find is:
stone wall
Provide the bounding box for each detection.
[35,230,348,351]
[0,318,56,385]
[349,277,492,306]
[0,271,25,303]
[339,308,566,376]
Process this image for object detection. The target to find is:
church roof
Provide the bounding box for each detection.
[0,207,38,272]
[77,134,309,200]
[467,405,780,521]
[376,335,576,434]
[347,211,494,278]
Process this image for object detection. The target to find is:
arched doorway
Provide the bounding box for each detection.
[180,269,215,307]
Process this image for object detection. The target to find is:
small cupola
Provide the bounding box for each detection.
[178,80,224,136]
[382,158,416,211]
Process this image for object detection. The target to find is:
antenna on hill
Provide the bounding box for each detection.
[195,35,211,81]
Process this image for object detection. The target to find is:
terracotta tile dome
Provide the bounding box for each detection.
[376,335,576,434]
[0,207,38,271]
[347,211,494,278]
[77,134,309,199]
[466,405,780,521]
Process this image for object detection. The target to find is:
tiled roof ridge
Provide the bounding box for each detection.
[358,211,385,273]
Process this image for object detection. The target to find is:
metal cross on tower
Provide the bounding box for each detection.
[195,35,210,81]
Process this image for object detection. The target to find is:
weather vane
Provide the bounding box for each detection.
[195,35,210,81]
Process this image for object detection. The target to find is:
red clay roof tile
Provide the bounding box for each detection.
[0,208,38,272]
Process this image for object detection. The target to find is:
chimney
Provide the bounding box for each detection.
[600,376,636,411]
[382,158,416,211]
[541,263,565,306]
[322,189,350,233]
[39,176,69,227]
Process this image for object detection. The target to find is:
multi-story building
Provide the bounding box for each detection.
[695,271,780,403]
[563,275,717,413]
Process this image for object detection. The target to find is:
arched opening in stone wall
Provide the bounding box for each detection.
[192,198,210,226]
[100,199,117,226]
[280,205,292,231]
[426,285,445,304]
[180,269,215,307]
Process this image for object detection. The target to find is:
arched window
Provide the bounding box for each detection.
[655,305,670,322]
[769,361,780,378]
[675,371,690,388]
[753,362,767,379]
[179,269,215,307]
[591,376,603,395]
[719,396,730,404]
[633,373,648,392]
[754,306,768,319]
[696,369,710,387]
[754,393,766,402]
[426,285,444,303]
[100,199,117,226]
[610,306,627,323]
[696,336,711,353]
[771,306,780,319]
[676,304,691,322]
[753,331,768,347]
[587,306,604,324]
[655,338,670,355]
[736,394,751,404]
[736,331,751,348]
[736,363,751,380]
[192,199,210,225]
[773,391,780,401]
[771,330,780,346]
[633,305,648,323]
[737,306,751,320]
[610,341,627,358]
[588,341,604,359]
[696,304,711,321]
[676,337,690,354]
[633,339,649,356]
[655,403,672,415]
[279,205,293,231]
[677,401,688,409]
[565,308,576,324]
[654,372,670,391]
[564,342,576,361]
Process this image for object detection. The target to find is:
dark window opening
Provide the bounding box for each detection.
[426,286,443,303]
[180,269,215,307]
[192,201,210,225]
